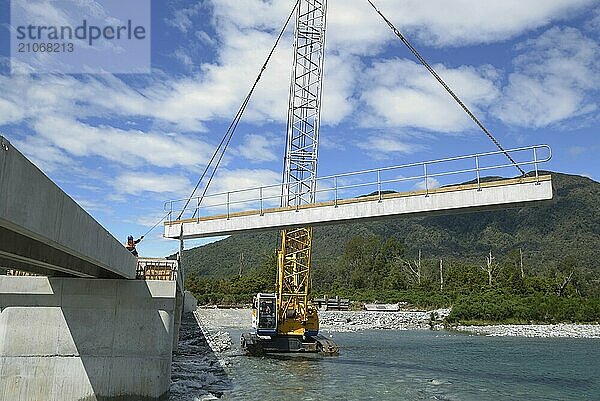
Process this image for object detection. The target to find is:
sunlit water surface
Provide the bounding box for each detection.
[218,329,599,400]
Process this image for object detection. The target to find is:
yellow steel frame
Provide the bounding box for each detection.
[276,227,318,335]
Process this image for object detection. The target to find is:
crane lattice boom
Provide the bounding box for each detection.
[277,0,327,336]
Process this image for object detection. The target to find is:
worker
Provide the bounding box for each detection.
[125,235,144,257]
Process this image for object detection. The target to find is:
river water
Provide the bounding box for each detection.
[171,315,600,400]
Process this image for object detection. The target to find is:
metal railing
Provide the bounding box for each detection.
[164,144,552,223]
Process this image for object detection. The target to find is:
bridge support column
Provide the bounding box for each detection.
[0,276,177,401]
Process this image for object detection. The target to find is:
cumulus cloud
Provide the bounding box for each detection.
[375,0,595,47]
[212,0,595,50]
[360,59,500,133]
[493,27,600,128]
[2,0,594,153]
[165,2,205,33]
[9,135,74,173]
[0,98,25,125]
[198,168,282,212]
[584,7,600,33]
[357,134,423,160]
[236,133,281,163]
[32,115,214,169]
[209,168,281,194]
[414,177,441,191]
[114,172,191,195]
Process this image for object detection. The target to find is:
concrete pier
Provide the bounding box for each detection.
[0,276,177,401]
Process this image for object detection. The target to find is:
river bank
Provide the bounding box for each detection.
[169,312,232,401]
[454,323,600,338]
[195,307,600,338]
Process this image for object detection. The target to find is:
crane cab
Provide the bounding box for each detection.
[252,293,277,336]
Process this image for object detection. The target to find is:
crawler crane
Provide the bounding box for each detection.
[237,0,533,355]
[240,0,338,356]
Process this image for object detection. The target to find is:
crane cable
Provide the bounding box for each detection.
[140,212,170,238]
[366,0,526,176]
[175,0,300,222]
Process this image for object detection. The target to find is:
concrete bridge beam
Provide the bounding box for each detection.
[0,136,135,278]
[165,175,554,240]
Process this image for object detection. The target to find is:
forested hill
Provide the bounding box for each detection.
[179,171,600,278]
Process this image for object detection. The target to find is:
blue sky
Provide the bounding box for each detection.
[1,0,599,257]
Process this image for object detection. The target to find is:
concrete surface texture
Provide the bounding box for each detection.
[183,291,198,313]
[0,135,136,278]
[165,175,553,239]
[0,276,177,401]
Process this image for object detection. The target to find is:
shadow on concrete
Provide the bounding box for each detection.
[170,312,231,400]
[52,278,174,401]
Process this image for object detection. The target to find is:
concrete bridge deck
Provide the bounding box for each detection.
[0,135,135,278]
[164,174,553,240]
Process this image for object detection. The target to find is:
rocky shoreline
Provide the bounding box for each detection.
[318,309,451,332]
[453,323,600,338]
[194,310,234,353]
[169,312,232,401]
[195,307,600,339]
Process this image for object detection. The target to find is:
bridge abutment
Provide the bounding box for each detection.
[0,276,177,401]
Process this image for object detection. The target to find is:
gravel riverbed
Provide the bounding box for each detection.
[193,307,451,332]
[193,307,600,338]
[454,323,600,338]
[319,309,450,331]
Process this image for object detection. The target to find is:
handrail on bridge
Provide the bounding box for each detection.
[164,144,552,223]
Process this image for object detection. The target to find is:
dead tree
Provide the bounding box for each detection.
[519,248,524,279]
[239,252,244,277]
[556,269,574,297]
[439,259,444,291]
[405,250,422,286]
[481,251,495,287]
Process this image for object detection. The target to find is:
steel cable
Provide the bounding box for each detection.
[366,0,525,176]
[175,0,300,221]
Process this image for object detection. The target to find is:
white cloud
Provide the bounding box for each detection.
[32,115,213,169]
[357,135,423,160]
[173,48,193,67]
[195,168,282,213]
[319,134,347,151]
[195,30,216,46]
[585,7,600,33]
[414,177,441,190]
[209,0,295,30]
[360,59,499,133]
[377,0,595,47]
[237,134,280,163]
[0,98,25,125]
[211,0,596,50]
[494,27,600,128]
[114,172,191,196]
[4,0,590,157]
[209,168,281,194]
[165,2,205,33]
[321,53,360,125]
[10,135,74,173]
[2,0,595,139]
[0,73,152,126]
[73,198,111,214]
